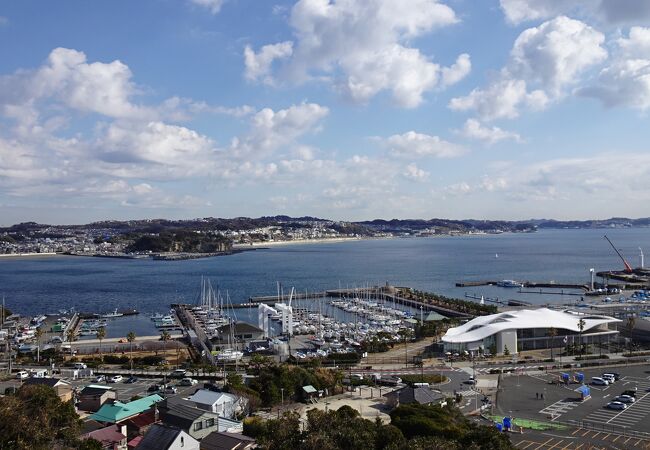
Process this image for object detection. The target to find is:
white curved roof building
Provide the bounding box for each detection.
[442,308,620,355]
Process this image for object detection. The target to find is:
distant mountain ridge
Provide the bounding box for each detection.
[2,216,649,233]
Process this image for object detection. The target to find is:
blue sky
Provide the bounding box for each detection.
[1,0,650,225]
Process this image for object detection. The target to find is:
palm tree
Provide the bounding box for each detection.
[160,330,171,362]
[97,327,106,361]
[627,316,636,356]
[66,328,76,357]
[548,327,557,361]
[34,327,44,363]
[126,331,136,371]
[577,319,586,356]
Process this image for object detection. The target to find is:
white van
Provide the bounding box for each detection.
[15,370,29,380]
[592,377,609,386]
[72,362,87,370]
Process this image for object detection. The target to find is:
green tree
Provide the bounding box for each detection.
[548,327,557,361]
[0,384,84,449]
[66,328,76,357]
[96,327,106,361]
[126,331,136,371]
[577,319,586,356]
[160,330,171,362]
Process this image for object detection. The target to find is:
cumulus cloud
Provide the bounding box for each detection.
[499,0,650,25]
[449,16,605,120]
[95,121,217,178]
[403,163,429,180]
[379,131,466,158]
[189,0,225,14]
[231,102,329,157]
[244,0,468,107]
[244,41,294,84]
[578,27,650,110]
[458,119,522,145]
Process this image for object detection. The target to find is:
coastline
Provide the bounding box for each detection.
[0,252,59,259]
[232,236,381,249]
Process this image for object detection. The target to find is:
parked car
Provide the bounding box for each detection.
[602,374,616,383]
[616,395,635,404]
[15,370,29,380]
[603,373,620,381]
[178,378,198,386]
[164,386,178,394]
[94,375,106,383]
[108,375,123,383]
[591,377,609,386]
[607,401,627,410]
[125,376,138,384]
[170,369,186,378]
[147,384,162,393]
[622,388,637,397]
[72,362,87,370]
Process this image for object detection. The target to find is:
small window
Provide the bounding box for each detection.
[194,421,203,431]
[206,418,215,427]
[244,334,253,339]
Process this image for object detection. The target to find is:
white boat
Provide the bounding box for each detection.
[496,280,523,288]
[100,309,123,318]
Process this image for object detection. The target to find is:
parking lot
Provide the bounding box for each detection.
[511,428,650,449]
[497,364,650,437]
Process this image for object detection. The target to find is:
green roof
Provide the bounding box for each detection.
[90,394,163,423]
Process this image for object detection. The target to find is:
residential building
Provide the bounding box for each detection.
[81,423,128,450]
[187,389,241,418]
[22,377,73,402]
[441,308,620,355]
[159,397,243,441]
[136,423,199,450]
[200,431,256,450]
[91,394,163,424]
[211,322,264,345]
[384,386,446,409]
[78,385,118,412]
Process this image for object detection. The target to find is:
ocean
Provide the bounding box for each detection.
[1,228,649,319]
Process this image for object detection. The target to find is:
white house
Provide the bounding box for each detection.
[188,389,241,418]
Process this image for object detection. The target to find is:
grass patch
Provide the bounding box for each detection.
[487,415,568,431]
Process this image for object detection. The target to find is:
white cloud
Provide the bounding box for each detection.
[509,16,606,95]
[499,0,650,25]
[96,121,216,178]
[190,0,225,14]
[245,0,467,107]
[578,27,650,110]
[380,131,466,158]
[459,119,522,145]
[231,102,329,156]
[441,53,472,88]
[244,41,294,84]
[403,163,429,180]
[449,17,605,120]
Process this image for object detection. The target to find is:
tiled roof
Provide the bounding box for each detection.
[90,394,162,423]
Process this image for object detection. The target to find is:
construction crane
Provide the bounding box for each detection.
[604,235,634,273]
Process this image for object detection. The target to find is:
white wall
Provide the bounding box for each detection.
[497,330,517,355]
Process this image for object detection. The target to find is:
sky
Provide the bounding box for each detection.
[1,0,650,225]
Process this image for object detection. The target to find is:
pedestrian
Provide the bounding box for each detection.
[541,392,544,400]
[536,392,539,399]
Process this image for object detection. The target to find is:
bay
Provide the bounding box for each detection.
[1,228,649,318]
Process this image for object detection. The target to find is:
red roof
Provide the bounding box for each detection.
[127,435,143,449]
[125,410,156,429]
[82,425,126,446]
